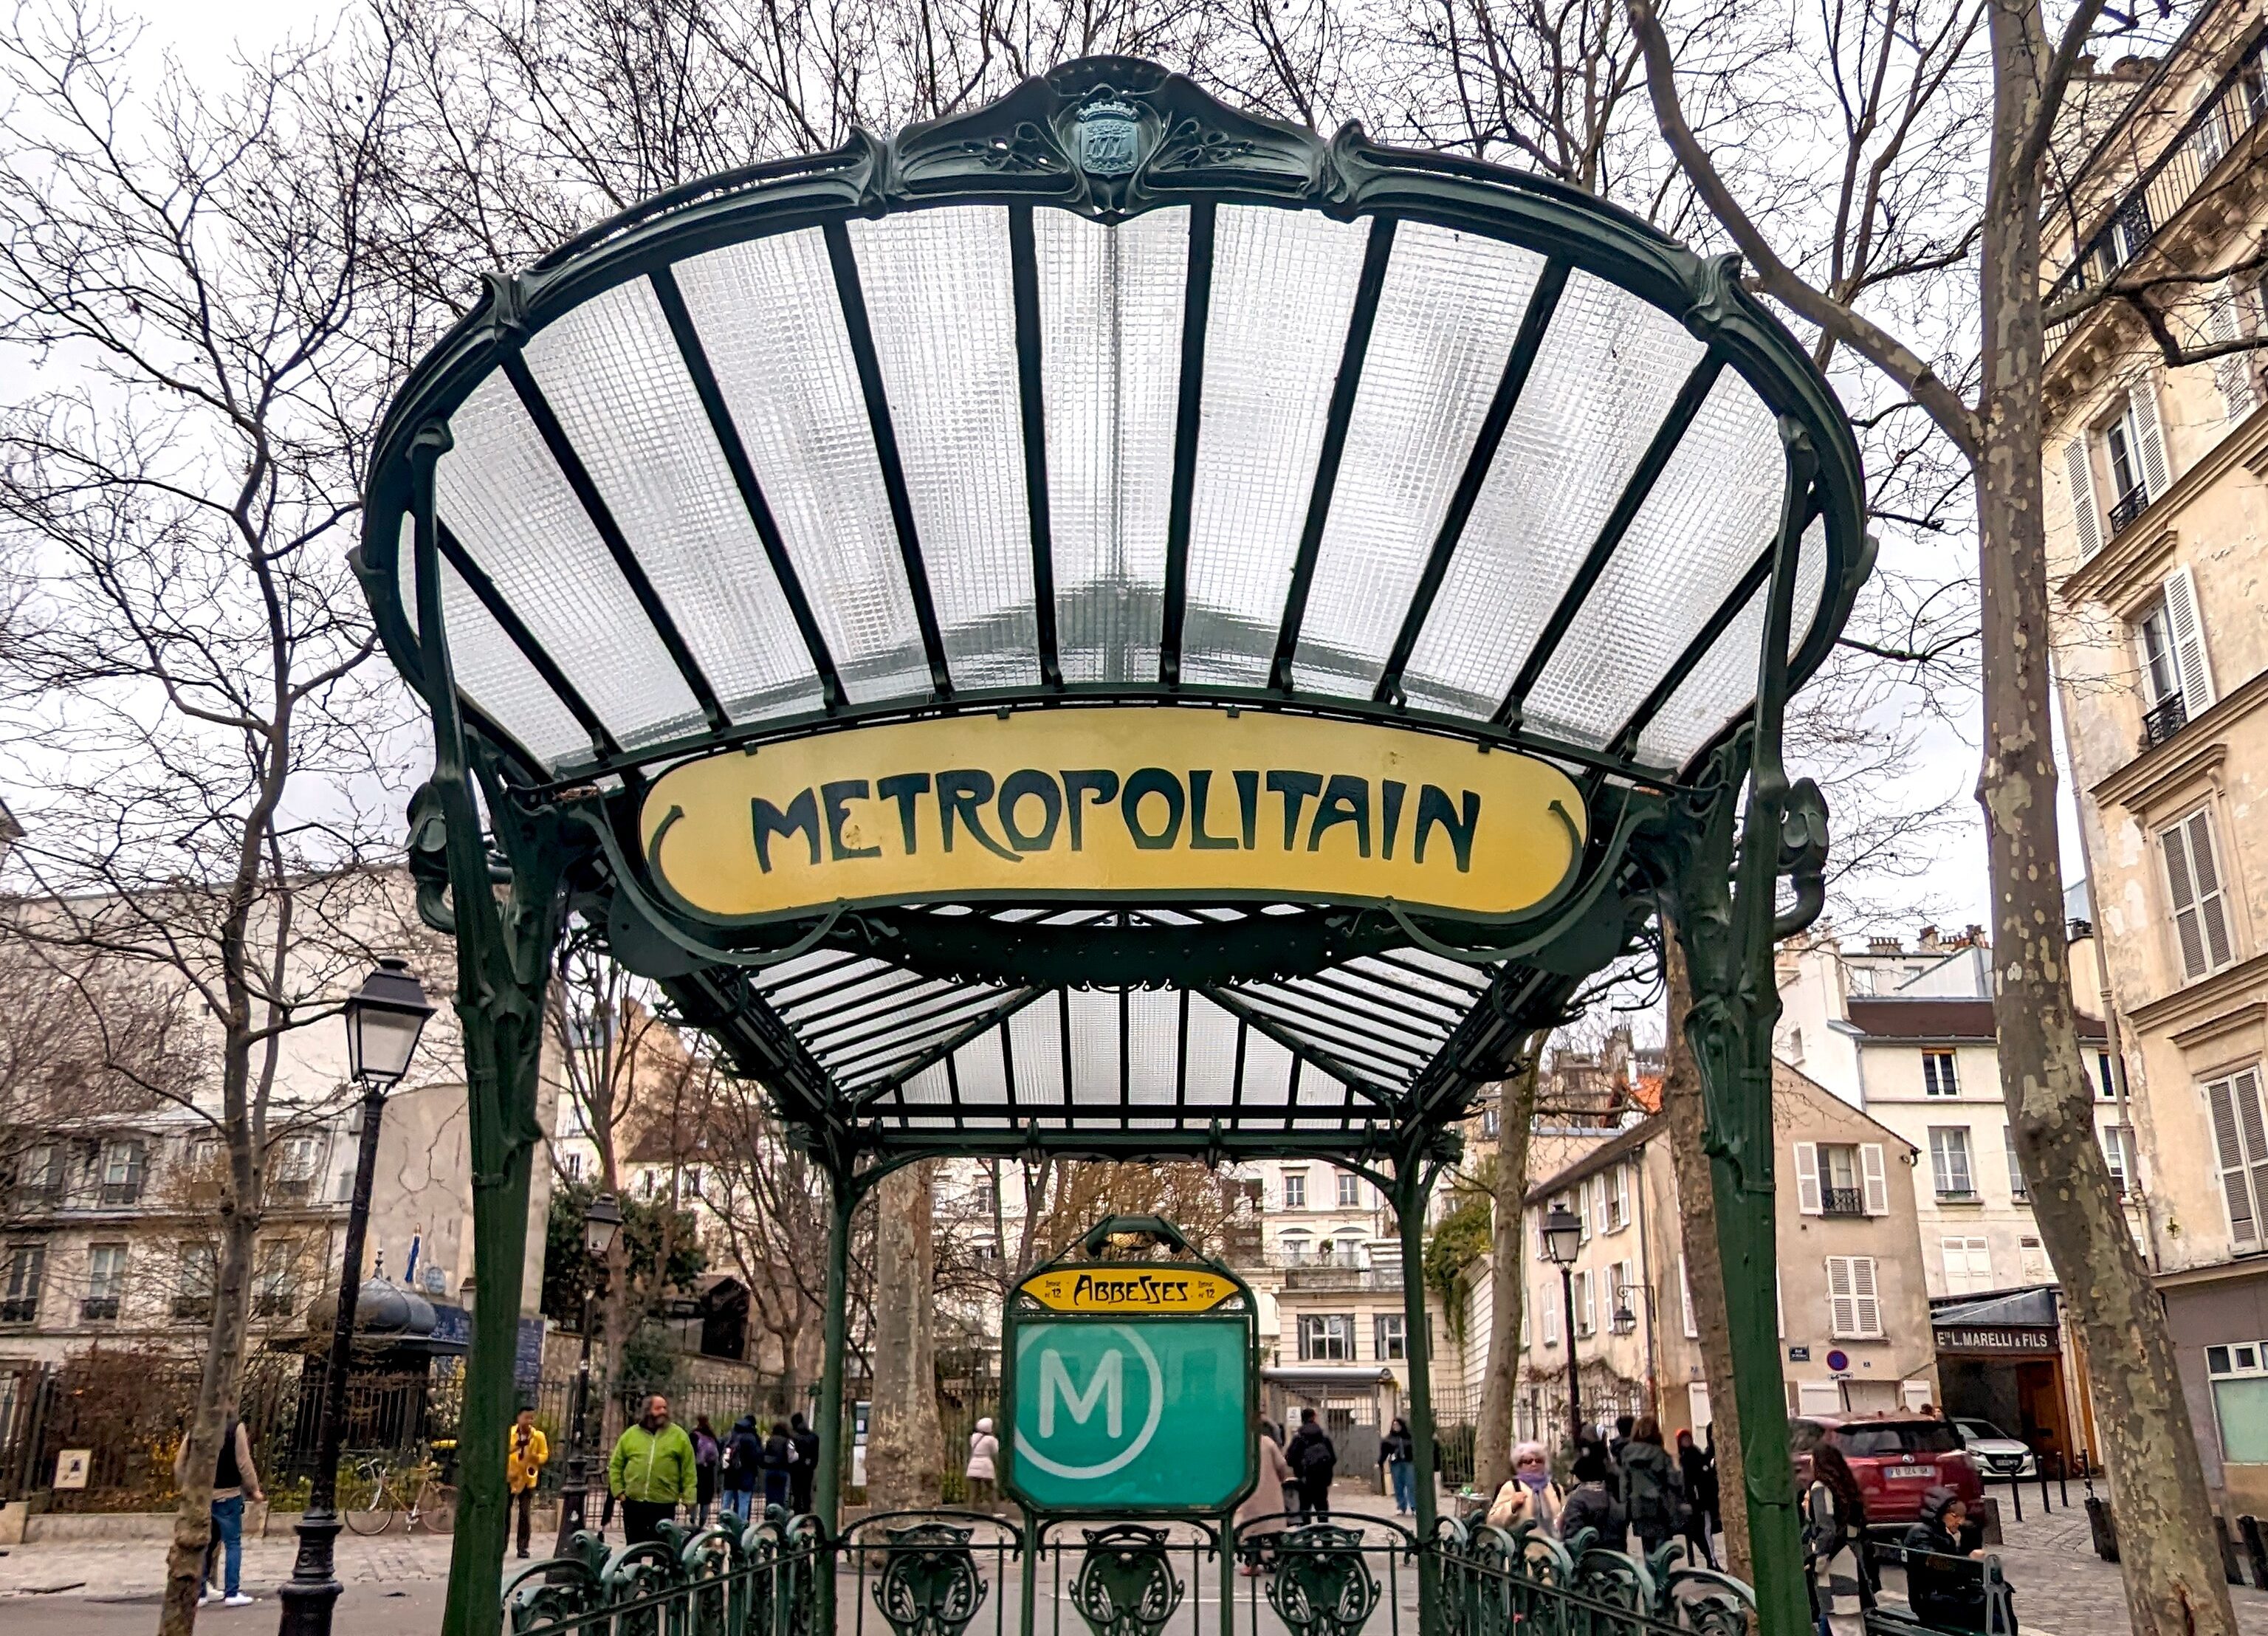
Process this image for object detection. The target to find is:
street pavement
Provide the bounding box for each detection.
[8,1480,2268,1633]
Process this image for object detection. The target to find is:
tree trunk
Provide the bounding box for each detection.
[159,1203,257,1636]
[1661,925,1750,1581]
[1975,7,2231,1630]
[866,1161,942,1510]
[1475,1051,1541,1497]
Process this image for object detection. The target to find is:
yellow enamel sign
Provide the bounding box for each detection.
[640,708,1584,924]
[1018,1267,1238,1313]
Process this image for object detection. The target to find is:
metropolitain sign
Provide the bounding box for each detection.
[640,707,1584,924]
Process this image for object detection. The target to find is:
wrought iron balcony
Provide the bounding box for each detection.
[171,1294,213,1321]
[0,1298,37,1323]
[2107,483,2151,537]
[80,1296,120,1321]
[2142,691,2188,749]
[1822,1187,1866,1218]
[1280,1264,1401,1293]
[1935,1187,1979,1203]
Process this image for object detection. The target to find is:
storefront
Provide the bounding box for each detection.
[1931,1288,2095,1474]
[2157,1260,2268,1516]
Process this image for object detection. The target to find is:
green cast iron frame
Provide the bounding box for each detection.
[354,55,1867,1636]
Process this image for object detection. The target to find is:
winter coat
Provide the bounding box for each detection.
[1235,1434,1297,1537]
[1902,1487,1990,1632]
[1380,1427,1415,1467]
[1804,1479,1864,1623]
[724,1420,763,1494]
[966,1429,1000,1482]
[1485,1477,1565,1536]
[1285,1424,1336,1490]
[763,1430,793,1475]
[1620,1441,1684,1534]
[607,1420,698,1506]
[1559,1480,1624,1549]
[1678,1444,1717,1519]
[506,1424,550,1495]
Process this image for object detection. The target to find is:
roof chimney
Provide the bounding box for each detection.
[1965,924,1987,948]
[1918,926,1941,952]
[1867,937,1899,955]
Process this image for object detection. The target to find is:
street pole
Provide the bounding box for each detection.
[276,1076,387,1636]
[1561,1264,1582,1447]
[551,1288,596,1558]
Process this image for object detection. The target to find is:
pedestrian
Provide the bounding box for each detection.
[1285,1409,1336,1522]
[1558,1443,1623,1547]
[173,1415,264,1608]
[607,1394,698,1545]
[721,1414,761,1524]
[1798,1451,1864,1636]
[1485,1441,1564,1535]
[1380,1417,1416,1516]
[788,1412,820,1515]
[1812,1442,1875,1602]
[1675,1429,1719,1569]
[762,1420,794,1513]
[692,1414,721,1527]
[1607,1413,1635,1488]
[1621,1416,1685,1560]
[1237,1423,1297,1573]
[1901,1486,1996,1633]
[964,1416,1000,1513]
[506,1406,550,1559]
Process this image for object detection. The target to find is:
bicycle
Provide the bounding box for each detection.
[342,1444,457,1536]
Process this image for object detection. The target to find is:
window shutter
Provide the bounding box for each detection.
[2005,1130,2029,1200]
[1860,1144,1889,1215]
[2210,1074,2259,1247]
[2162,812,2236,980]
[1544,1288,1561,1344]
[2209,283,2258,422]
[1581,1270,1595,1334]
[2162,566,2216,712]
[1852,1257,1881,1336]
[1680,1255,1697,1338]
[2238,1070,2268,1247]
[2063,436,2102,559]
[1827,1257,1856,1337]
[2130,378,2171,497]
[1795,1142,1822,1214]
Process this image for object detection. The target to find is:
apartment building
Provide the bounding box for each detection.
[2039,0,2268,1514]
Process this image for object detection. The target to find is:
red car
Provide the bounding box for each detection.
[1792,1414,1984,1528]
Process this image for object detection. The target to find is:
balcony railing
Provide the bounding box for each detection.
[0,1297,38,1323]
[1822,1187,1867,1218]
[1280,1265,1401,1293]
[2107,482,2151,537]
[2046,38,2268,355]
[2143,691,2188,749]
[97,1180,144,1206]
[80,1296,120,1321]
[172,1294,214,1321]
[1935,1186,1979,1203]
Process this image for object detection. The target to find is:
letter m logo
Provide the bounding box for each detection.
[1037,1348,1122,1439]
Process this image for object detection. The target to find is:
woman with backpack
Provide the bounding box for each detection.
[1619,1416,1685,1560]
[691,1415,721,1527]
[721,1415,762,1524]
[762,1420,794,1513]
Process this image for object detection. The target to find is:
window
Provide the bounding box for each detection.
[98,1138,146,1206]
[1929,1127,1976,1199]
[2104,385,2169,532]
[1604,1166,1629,1232]
[2004,1131,2029,1201]
[1542,1284,1561,1346]
[1297,1313,1355,1362]
[1375,1314,1408,1361]
[560,1149,584,1181]
[1480,1107,1500,1141]
[1283,1172,1307,1210]
[1337,1172,1360,1209]
[2136,569,2215,747]
[1942,1236,1993,1295]
[1,1243,44,1323]
[14,1143,62,1204]
[83,1243,127,1320]
[1279,1233,1312,1262]
[1922,1052,1960,1097]
[2163,808,2237,980]
[1608,1262,1638,1332]
[2205,278,2262,424]
[2098,1053,2118,1100]
[2207,1067,2268,1249]
[2102,1125,2139,1197]
[1826,1256,1883,1338]
[269,1134,320,1198]
[255,1240,298,1318]
[1576,1269,1596,1337]
[1787,1026,1805,1062]
[2021,1237,2051,1282]
[2207,1341,2268,1467]
[174,1244,216,1321]
[1796,1142,1888,1216]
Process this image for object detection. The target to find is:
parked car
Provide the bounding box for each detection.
[1951,1417,2038,1479]
[1792,1414,1984,1527]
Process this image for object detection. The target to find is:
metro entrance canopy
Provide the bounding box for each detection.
[357,56,1867,1636]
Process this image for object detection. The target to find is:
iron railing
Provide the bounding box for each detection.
[2106,483,2151,537]
[1821,1188,1866,1218]
[2143,691,2188,748]
[2045,35,2268,356]
[499,1510,1757,1636]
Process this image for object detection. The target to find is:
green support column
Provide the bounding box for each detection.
[812,1160,856,1629]
[1395,1155,1444,1633]
[400,425,575,1636]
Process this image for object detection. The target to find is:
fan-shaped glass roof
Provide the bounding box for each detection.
[361,58,1866,1160]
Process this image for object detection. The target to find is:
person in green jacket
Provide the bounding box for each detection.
[608,1394,698,1544]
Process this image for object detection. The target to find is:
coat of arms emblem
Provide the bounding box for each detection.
[1073,100,1141,176]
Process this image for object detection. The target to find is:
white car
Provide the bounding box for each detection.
[1953,1417,2038,1479]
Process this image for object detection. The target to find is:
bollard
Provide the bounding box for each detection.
[2003,1465,2024,1522]
[2239,1514,2268,1589]
[2216,1515,2246,1584]
[1977,1495,2003,1546]
[2056,1451,2069,1510]
[2086,1494,2118,1562]
[2038,1457,2052,1513]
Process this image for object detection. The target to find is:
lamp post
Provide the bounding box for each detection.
[1542,1203,1584,1448]
[552,1192,623,1558]
[278,959,433,1636]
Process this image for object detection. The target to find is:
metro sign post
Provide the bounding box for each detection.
[1000,1217,1257,1518]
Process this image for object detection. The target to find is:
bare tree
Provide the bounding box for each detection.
[1471,1045,1542,1499]
[865,1161,944,1508]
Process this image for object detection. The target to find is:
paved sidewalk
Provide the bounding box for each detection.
[0,1528,455,1603]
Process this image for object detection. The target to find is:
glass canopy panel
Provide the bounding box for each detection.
[1635,515,1829,768]
[1235,1029,1296,1108]
[1008,1000,1068,1127]
[670,229,934,703]
[1065,987,1120,1105]
[1034,206,1186,684]
[1179,206,1370,687]
[846,208,1039,690]
[1523,369,1785,746]
[1128,988,1179,1128]
[436,373,707,748]
[394,523,591,769]
[1291,224,1547,698]
[1182,997,1242,1107]
[1398,267,1708,721]
[521,278,825,724]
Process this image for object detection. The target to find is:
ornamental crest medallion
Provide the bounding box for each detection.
[1074,99,1141,176]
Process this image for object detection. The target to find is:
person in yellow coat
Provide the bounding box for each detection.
[506,1406,550,1558]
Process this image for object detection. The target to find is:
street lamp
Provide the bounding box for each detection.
[554,1192,623,1558]
[278,960,433,1636]
[1541,1203,1584,1448]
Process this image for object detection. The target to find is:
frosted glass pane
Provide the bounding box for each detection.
[1181,207,1370,687]
[438,373,706,748]
[1066,988,1121,1105]
[1293,224,1547,696]
[1036,207,1186,684]
[523,278,823,724]
[1401,269,1707,721]
[1237,1029,1295,1105]
[955,1029,1011,1105]
[1636,515,1829,769]
[1127,989,1179,1107]
[1526,370,1784,745]
[395,519,590,769]
[849,208,1038,689]
[900,1065,951,1104]
[1183,997,1240,1107]
[671,230,932,703]
[1008,1001,1067,1107]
